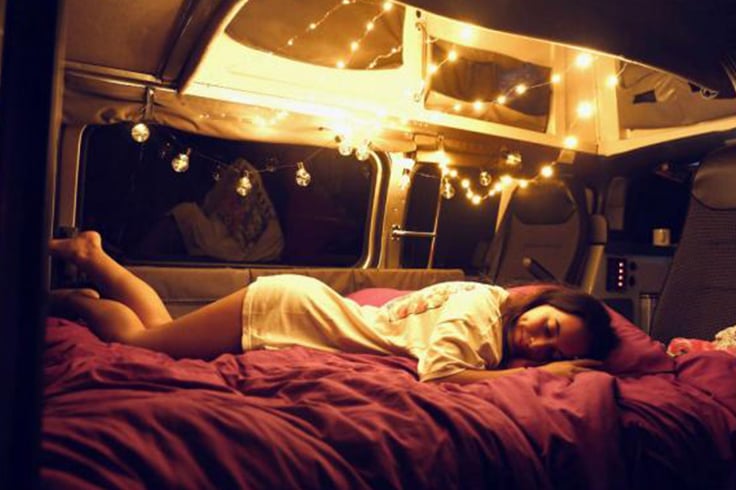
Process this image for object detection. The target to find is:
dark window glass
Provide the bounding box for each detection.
[227,0,404,70]
[402,162,499,274]
[619,165,691,246]
[79,124,376,266]
[425,42,552,132]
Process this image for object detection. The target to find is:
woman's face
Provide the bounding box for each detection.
[506,304,591,364]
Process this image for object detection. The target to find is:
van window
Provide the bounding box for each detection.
[227,0,404,70]
[78,124,377,266]
[401,162,499,273]
[617,164,692,246]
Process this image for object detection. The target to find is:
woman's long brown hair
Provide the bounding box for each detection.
[499,284,619,364]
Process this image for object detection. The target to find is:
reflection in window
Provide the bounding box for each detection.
[402,162,499,274]
[80,124,376,266]
[227,0,404,70]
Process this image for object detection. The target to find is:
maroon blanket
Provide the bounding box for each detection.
[41,318,736,490]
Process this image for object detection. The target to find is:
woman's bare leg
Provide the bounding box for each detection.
[51,288,245,359]
[49,231,172,328]
[50,230,245,359]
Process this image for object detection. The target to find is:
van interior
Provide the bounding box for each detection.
[2,1,736,488]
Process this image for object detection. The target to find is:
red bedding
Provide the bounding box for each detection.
[41,316,736,489]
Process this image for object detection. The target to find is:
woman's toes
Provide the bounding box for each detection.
[49,231,103,263]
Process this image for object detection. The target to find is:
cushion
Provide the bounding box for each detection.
[601,305,674,375]
[347,286,675,375]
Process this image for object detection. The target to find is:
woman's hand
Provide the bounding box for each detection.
[538,359,602,379]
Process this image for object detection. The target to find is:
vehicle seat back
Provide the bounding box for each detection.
[483,177,591,287]
[651,144,736,343]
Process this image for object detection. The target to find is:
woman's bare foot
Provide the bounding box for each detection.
[49,231,103,267]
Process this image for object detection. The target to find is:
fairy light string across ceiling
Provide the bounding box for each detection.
[127,1,609,206]
[128,122,559,207]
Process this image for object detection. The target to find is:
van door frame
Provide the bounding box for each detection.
[0,0,64,487]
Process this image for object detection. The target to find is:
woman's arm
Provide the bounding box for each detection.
[429,359,602,384]
[428,367,527,384]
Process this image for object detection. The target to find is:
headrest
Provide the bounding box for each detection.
[692,144,736,209]
[511,180,577,225]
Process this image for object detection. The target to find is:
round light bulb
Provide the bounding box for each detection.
[355,143,371,161]
[575,52,594,69]
[236,173,253,197]
[505,151,522,166]
[338,139,354,156]
[131,122,150,143]
[576,101,595,119]
[171,150,190,173]
[540,165,554,178]
[441,179,455,199]
[399,170,411,191]
[479,171,492,187]
[295,162,311,187]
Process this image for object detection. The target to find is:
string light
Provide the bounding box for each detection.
[355,140,372,161]
[575,52,595,69]
[337,135,354,156]
[158,126,329,196]
[576,101,595,119]
[131,87,154,143]
[441,177,456,199]
[460,25,473,42]
[504,150,522,166]
[563,135,579,149]
[130,122,150,143]
[273,2,626,157]
[236,172,253,197]
[399,167,411,190]
[479,171,492,187]
[171,149,191,173]
[419,155,561,206]
[416,27,628,152]
[295,161,312,187]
